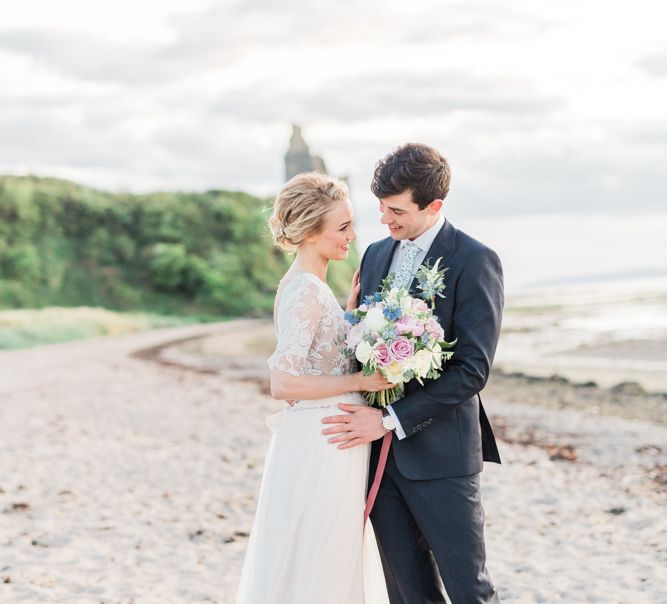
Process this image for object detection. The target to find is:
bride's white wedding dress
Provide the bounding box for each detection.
[235,273,388,604]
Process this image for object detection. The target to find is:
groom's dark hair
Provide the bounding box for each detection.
[371,143,451,210]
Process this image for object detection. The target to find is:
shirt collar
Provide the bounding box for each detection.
[401,213,445,253]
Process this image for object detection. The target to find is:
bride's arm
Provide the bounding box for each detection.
[270,368,390,401]
[269,276,391,402]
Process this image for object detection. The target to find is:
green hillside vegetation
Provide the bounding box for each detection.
[0,175,358,317]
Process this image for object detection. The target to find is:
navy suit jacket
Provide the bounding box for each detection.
[360,219,503,479]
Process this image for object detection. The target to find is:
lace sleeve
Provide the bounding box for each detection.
[267,276,324,377]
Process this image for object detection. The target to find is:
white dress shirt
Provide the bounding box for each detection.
[385,213,445,440]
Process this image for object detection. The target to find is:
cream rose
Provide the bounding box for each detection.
[355,340,373,364]
[413,349,432,378]
[385,361,405,384]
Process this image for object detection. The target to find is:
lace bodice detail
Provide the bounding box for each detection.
[267,273,355,377]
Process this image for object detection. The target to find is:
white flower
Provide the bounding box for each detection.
[364,307,387,332]
[426,340,442,353]
[400,355,415,372]
[400,294,413,313]
[385,287,400,305]
[385,361,405,384]
[355,340,373,364]
[413,349,432,377]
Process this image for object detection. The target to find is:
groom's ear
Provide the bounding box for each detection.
[426,199,444,215]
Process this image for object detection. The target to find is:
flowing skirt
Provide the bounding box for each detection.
[235,393,389,604]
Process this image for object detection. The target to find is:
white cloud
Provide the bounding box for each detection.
[0,0,666,217]
[639,48,667,78]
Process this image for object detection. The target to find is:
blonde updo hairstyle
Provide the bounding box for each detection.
[269,172,349,252]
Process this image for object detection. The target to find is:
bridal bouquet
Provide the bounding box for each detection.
[343,258,456,407]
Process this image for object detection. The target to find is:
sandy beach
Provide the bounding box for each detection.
[1,319,666,603]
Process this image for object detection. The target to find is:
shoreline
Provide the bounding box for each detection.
[136,321,667,500]
[140,318,667,428]
[485,369,667,428]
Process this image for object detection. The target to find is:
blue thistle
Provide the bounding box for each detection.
[344,311,360,325]
[383,306,401,321]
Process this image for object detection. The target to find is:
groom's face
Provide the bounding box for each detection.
[379,190,440,241]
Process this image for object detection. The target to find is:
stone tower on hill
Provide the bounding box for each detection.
[284,125,328,181]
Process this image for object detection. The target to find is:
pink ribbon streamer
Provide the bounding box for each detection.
[364,430,393,525]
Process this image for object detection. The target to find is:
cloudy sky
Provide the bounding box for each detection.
[1,0,666,222]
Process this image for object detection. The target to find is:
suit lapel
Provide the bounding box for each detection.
[408,219,458,293]
[369,237,399,294]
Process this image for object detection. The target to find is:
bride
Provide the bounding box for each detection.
[235,172,390,603]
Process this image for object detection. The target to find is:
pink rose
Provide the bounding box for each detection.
[396,317,424,337]
[410,320,425,337]
[345,323,364,348]
[373,342,391,367]
[395,318,412,335]
[389,337,414,362]
[412,298,429,312]
[425,318,444,341]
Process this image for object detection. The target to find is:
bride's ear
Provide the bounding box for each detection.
[303,232,320,244]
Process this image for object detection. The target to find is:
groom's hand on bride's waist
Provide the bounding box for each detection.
[320,404,386,449]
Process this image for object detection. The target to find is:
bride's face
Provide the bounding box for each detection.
[305,198,356,261]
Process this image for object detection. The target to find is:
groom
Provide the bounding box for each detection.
[322,143,503,603]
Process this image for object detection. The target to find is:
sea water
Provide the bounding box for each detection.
[355,209,667,392]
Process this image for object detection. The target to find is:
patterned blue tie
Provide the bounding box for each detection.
[394,241,420,289]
